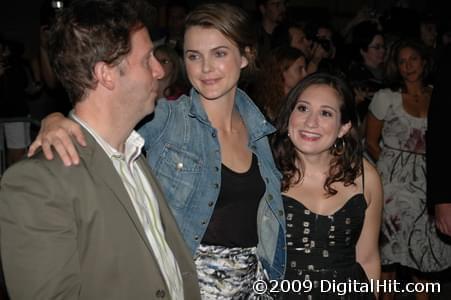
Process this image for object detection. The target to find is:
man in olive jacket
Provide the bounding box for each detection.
[0,0,200,299]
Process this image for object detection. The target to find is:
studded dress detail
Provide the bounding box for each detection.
[282,194,375,299]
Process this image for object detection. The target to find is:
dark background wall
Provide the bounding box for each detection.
[0,0,45,58]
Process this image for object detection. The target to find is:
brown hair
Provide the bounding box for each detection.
[255,46,305,121]
[272,73,363,195]
[184,2,257,77]
[154,44,189,98]
[384,38,431,91]
[48,0,146,104]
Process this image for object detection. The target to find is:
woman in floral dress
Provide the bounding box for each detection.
[366,39,451,300]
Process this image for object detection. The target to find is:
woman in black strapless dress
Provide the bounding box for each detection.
[272,73,383,299]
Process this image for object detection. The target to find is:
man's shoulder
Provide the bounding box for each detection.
[2,153,82,182]
[3,139,98,182]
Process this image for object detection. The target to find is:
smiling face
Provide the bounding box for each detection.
[287,84,351,158]
[397,46,426,83]
[183,26,248,102]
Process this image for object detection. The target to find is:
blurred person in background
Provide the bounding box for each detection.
[366,39,451,300]
[255,0,286,61]
[253,46,307,121]
[154,44,189,100]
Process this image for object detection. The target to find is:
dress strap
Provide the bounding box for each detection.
[361,159,365,194]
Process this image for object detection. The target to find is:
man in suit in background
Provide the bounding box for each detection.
[427,44,451,238]
[0,0,200,299]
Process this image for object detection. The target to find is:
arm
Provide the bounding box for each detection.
[434,204,451,236]
[356,159,383,284]
[0,160,80,299]
[365,112,383,161]
[28,112,86,166]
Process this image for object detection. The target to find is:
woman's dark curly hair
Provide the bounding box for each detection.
[271,72,363,195]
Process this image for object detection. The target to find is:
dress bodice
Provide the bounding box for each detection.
[283,194,374,299]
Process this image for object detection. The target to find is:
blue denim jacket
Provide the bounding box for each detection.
[139,88,286,280]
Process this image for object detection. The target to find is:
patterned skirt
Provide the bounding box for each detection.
[194,244,274,300]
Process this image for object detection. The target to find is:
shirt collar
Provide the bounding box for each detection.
[71,112,144,164]
[187,88,276,142]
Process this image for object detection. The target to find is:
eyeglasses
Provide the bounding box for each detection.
[368,44,386,51]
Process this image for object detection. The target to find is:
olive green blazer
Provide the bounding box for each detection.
[0,128,200,300]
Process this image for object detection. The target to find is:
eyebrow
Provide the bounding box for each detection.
[184,45,230,54]
[297,99,338,112]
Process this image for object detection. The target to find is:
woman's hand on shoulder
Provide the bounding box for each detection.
[28,112,86,166]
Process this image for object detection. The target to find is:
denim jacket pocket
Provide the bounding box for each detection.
[154,144,202,209]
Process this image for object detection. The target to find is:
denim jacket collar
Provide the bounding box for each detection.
[187,88,276,142]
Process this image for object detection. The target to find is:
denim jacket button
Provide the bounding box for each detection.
[176,162,183,170]
[268,194,273,201]
[215,166,219,171]
[212,132,217,138]
[214,183,219,188]
[208,201,214,207]
[194,235,199,241]
[278,210,284,216]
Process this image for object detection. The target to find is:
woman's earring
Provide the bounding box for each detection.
[332,137,346,156]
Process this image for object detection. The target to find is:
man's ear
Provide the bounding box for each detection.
[93,61,115,90]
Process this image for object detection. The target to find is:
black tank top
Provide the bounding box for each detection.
[201,154,265,247]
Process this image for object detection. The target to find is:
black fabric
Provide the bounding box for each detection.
[427,45,451,210]
[347,61,384,122]
[282,194,375,299]
[0,62,29,118]
[202,154,265,248]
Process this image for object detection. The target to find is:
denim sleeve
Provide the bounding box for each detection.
[138,100,171,152]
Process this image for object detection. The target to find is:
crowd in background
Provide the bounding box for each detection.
[1,0,451,299]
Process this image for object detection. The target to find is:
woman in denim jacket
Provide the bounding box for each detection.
[28,3,286,298]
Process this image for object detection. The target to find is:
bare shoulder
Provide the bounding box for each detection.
[362,158,383,206]
[362,159,380,183]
